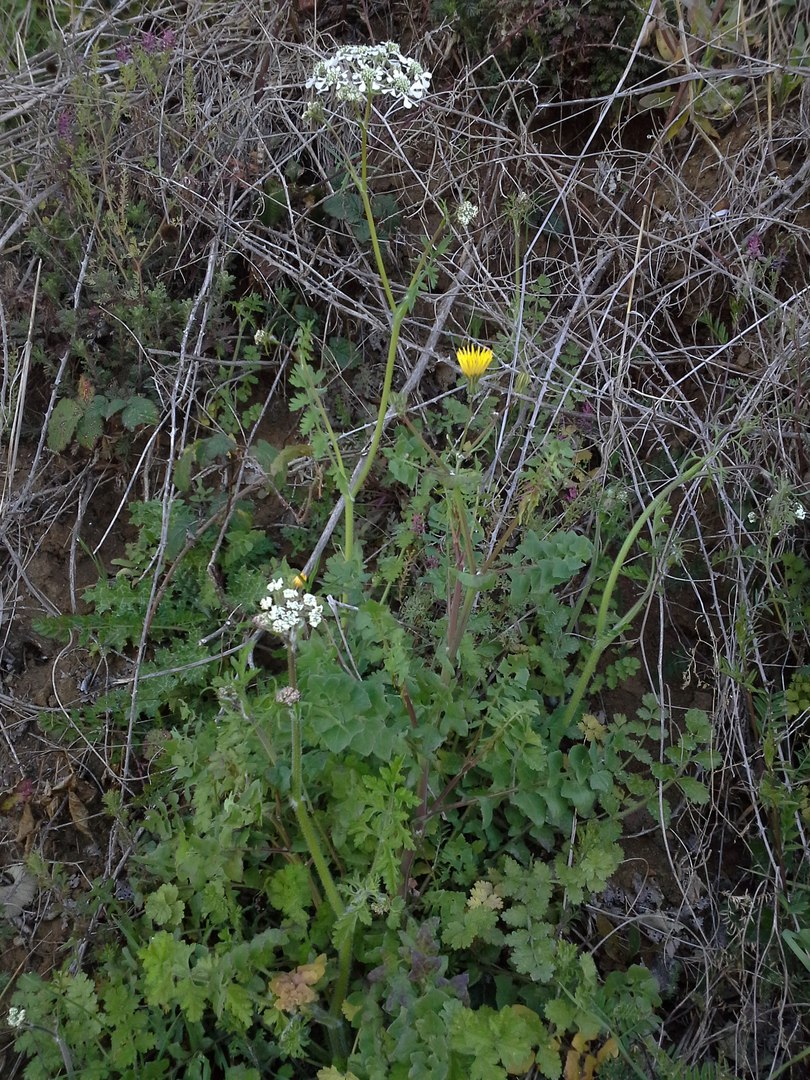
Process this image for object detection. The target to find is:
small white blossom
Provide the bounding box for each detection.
[301,100,325,125]
[255,577,324,644]
[7,1007,26,1028]
[747,510,757,523]
[306,42,431,111]
[795,503,807,521]
[454,200,478,228]
[254,328,274,348]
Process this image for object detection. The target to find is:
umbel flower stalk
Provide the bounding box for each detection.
[303,43,440,566]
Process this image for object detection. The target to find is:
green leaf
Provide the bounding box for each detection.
[783,928,810,973]
[174,444,196,491]
[455,570,497,590]
[47,397,83,452]
[120,395,159,430]
[145,883,186,927]
[677,776,710,804]
[197,432,236,463]
[324,188,364,224]
[267,862,312,924]
[76,408,105,449]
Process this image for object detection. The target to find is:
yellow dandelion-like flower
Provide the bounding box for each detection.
[456,344,494,381]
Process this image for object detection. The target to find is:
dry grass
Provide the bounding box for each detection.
[1,0,809,1075]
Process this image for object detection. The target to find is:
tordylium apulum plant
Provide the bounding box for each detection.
[281,43,493,567]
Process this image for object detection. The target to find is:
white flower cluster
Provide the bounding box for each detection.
[256,577,323,640]
[747,498,806,525]
[254,328,275,348]
[7,1006,26,1028]
[454,200,479,227]
[306,42,432,110]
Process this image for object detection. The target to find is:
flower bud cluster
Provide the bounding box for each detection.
[454,200,479,227]
[255,577,323,641]
[306,42,431,110]
[7,1007,26,1028]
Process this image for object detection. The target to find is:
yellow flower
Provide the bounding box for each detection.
[456,344,494,381]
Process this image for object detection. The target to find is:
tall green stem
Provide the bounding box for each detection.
[358,96,396,313]
[344,301,409,564]
[559,457,708,731]
[339,99,446,565]
[285,647,352,1036]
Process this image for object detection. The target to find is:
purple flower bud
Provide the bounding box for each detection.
[161,29,176,51]
[115,42,131,63]
[56,110,73,139]
[141,30,159,54]
[746,232,763,260]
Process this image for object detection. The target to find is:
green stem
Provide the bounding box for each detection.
[339,100,447,564]
[285,647,352,1035]
[289,721,343,919]
[358,97,396,313]
[559,457,708,732]
[344,300,408,563]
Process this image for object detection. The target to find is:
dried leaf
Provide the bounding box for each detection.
[655,27,683,63]
[15,802,36,843]
[0,864,37,921]
[68,789,93,838]
[269,954,326,1012]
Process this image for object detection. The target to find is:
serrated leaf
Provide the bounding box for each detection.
[677,776,709,804]
[323,189,363,224]
[197,432,236,463]
[76,409,104,449]
[120,396,159,430]
[47,397,83,452]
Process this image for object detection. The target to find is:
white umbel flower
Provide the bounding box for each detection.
[7,1007,26,1028]
[255,577,324,643]
[307,42,432,110]
[454,200,479,227]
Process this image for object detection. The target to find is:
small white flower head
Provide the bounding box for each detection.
[254,328,276,349]
[454,200,479,228]
[276,686,301,706]
[301,99,326,126]
[747,510,758,524]
[7,1006,26,1028]
[761,485,808,534]
[306,42,431,111]
[255,576,324,644]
